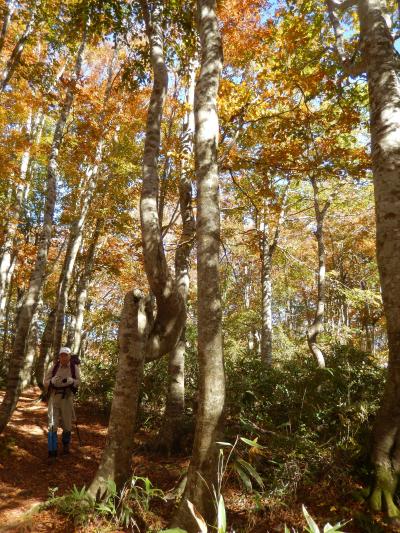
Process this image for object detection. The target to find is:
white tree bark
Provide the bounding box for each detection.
[0,108,43,324]
[353,0,400,520]
[158,58,197,451]
[71,218,103,355]
[34,308,55,388]
[260,185,289,366]
[327,0,400,518]
[139,0,186,362]
[172,0,224,529]
[21,296,41,388]
[0,112,33,323]
[90,1,186,495]
[89,290,151,497]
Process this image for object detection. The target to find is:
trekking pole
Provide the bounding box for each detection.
[75,420,83,446]
[72,403,83,446]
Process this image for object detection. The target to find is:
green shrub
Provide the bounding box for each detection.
[224,344,384,500]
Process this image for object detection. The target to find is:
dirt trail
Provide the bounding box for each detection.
[0,388,188,532]
[0,388,110,531]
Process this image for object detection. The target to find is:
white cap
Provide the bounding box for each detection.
[59,347,71,355]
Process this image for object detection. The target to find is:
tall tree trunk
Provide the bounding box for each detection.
[352,0,400,519]
[260,238,273,365]
[71,218,103,355]
[53,221,83,359]
[0,0,39,91]
[157,335,187,452]
[34,308,55,389]
[172,0,224,529]
[89,290,151,497]
[0,108,42,323]
[260,185,288,366]
[0,247,16,328]
[0,110,35,323]
[139,1,185,355]
[52,194,93,359]
[0,264,15,370]
[157,57,196,452]
[306,176,329,368]
[0,25,87,433]
[21,298,41,388]
[90,1,185,496]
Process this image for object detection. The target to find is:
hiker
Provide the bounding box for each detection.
[44,347,80,458]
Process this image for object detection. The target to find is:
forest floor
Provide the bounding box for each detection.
[0,388,396,532]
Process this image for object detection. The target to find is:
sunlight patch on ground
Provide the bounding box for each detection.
[21,404,47,412]
[0,500,43,533]
[9,424,46,436]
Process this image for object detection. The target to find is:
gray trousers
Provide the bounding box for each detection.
[48,390,75,432]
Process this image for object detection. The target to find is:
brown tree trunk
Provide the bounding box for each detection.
[172,0,225,529]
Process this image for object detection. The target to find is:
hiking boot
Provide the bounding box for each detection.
[62,444,70,455]
[61,430,71,455]
[47,450,57,463]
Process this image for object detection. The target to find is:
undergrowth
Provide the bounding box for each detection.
[42,476,166,531]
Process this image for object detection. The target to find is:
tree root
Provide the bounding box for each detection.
[370,466,400,518]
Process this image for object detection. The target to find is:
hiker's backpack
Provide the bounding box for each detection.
[51,355,80,394]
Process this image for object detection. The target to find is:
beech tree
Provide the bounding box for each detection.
[157,56,196,452]
[89,0,187,495]
[326,0,400,519]
[172,0,225,528]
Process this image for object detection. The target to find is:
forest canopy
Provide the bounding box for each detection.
[0,0,399,531]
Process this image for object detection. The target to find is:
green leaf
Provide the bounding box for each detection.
[239,437,265,449]
[302,505,320,533]
[323,521,348,532]
[105,478,117,497]
[233,463,253,491]
[236,459,265,489]
[217,495,226,533]
[96,503,113,514]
